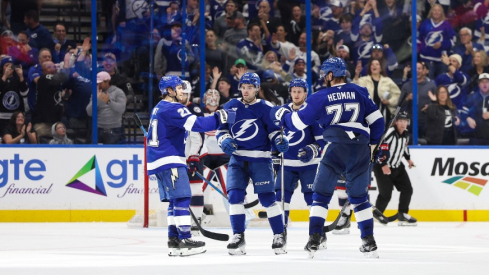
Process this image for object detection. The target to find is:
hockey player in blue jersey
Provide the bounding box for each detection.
[274,78,325,230]
[216,72,289,255]
[271,57,385,258]
[147,75,233,257]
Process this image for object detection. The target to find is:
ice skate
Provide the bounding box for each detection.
[227,233,246,255]
[304,232,322,258]
[332,210,352,235]
[398,213,417,226]
[318,234,327,250]
[178,238,206,256]
[272,232,287,255]
[167,237,180,257]
[359,235,379,258]
[372,208,389,225]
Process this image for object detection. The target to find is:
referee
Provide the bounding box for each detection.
[373,112,417,226]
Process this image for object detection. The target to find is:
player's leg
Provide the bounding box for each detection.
[275,169,297,227]
[163,167,206,256]
[306,144,343,257]
[346,144,378,258]
[250,160,286,255]
[188,161,204,236]
[226,157,248,255]
[392,166,417,226]
[156,172,180,256]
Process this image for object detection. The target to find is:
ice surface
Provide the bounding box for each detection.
[0,222,488,275]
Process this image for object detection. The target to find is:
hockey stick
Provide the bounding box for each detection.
[323,200,351,233]
[194,171,259,209]
[189,207,229,241]
[371,92,408,163]
[280,127,286,225]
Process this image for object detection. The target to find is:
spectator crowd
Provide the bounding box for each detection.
[1,0,488,145]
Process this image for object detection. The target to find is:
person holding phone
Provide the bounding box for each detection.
[0,56,28,131]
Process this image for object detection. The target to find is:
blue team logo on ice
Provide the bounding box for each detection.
[284,130,305,147]
[425,31,443,46]
[231,119,259,141]
[2,91,20,110]
[357,41,374,59]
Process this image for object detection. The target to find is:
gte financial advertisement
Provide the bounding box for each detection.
[0,147,488,210]
[0,148,159,210]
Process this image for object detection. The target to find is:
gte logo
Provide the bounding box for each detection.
[0,154,46,188]
[432,158,488,196]
[66,155,142,196]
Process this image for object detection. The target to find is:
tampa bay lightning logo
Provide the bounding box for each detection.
[359,14,372,27]
[3,91,20,111]
[214,10,225,20]
[284,130,305,147]
[319,7,332,21]
[425,31,443,46]
[231,119,259,141]
[447,83,460,100]
[177,49,188,63]
[357,41,373,59]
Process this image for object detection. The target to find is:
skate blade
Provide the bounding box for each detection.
[307,250,316,259]
[168,248,180,257]
[274,246,287,255]
[332,228,350,235]
[228,247,246,256]
[318,242,327,250]
[398,222,417,227]
[179,247,206,257]
[363,250,379,258]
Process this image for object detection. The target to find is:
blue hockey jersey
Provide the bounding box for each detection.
[208,0,227,23]
[281,103,326,171]
[435,70,469,109]
[217,99,281,162]
[351,14,383,66]
[147,100,221,175]
[419,19,456,62]
[236,38,264,72]
[474,1,489,43]
[282,83,384,145]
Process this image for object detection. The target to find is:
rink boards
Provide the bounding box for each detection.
[0,146,488,222]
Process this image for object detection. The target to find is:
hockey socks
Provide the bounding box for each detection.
[309,193,331,235]
[189,183,204,222]
[350,196,374,239]
[173,197,192,239]
[259,192,284,235]
[167,202,178,238]
[228,189,246,234]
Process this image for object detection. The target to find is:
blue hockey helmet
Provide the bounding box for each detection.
[288,78,308,94]
[319,57,347,79]
[159,75,184,95]
[238,72,260,91]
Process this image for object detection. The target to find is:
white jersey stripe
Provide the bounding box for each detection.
[365,110,383,125]
[147,156,186,171]
[234,150,271,158]
[291,112,308,130]
[183,115,197,131]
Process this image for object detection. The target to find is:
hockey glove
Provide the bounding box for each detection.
[270,106,290,127]
[297,143,320,163]
[376,144,390,165]
[186,155,200,173]
[215,109,236,124]
[274,136,289,153]
[219,137,238,155]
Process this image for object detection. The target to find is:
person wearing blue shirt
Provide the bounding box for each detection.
[271,57,385,259]
[273,78,326,231]
[147,76,232,257]
[216,72,288,256]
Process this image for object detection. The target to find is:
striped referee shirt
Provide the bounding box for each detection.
[383,127,411,168]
